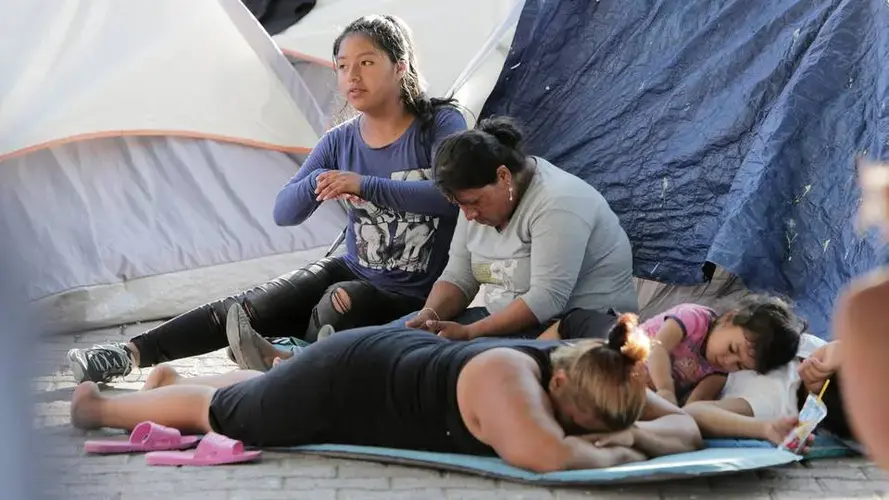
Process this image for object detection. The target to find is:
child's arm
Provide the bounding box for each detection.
[683,374,727,406]
[536,320,562,340]
[682,398,764,438]
[648,319,684,405]
[683,399,800,445]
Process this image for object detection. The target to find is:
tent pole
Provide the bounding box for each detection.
[324,228,347,258]
[325,199,349,257]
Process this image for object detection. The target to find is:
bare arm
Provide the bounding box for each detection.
[459,350,645,472]
[630,389,703,457]
[648,320,684,402]
[683,398,768,440]
[684,374,727,406]
[467,297,540,339]
[422,281,472,321]
[536,320,562,340]
[428,216,478,320]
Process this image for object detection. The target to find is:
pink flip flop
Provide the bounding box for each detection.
[145,432,261,466]
[83,421,200,454]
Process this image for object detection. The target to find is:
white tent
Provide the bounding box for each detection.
[0,0,348,335]
[273,0,524,124]
[0,0,522,334]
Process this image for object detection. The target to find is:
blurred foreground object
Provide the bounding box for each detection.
[0,242,42,498]
[835,159,889,470]
[857,159,889,238]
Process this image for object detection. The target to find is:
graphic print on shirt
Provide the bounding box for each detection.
[472,259,528,306]
[673,356,706,387]
[351,168,439,273]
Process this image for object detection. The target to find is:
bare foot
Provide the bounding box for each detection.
[142,365,180,391]
[261,347,290,369]
[71,382,103,430]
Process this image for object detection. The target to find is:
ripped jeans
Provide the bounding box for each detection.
[130,256,424,367]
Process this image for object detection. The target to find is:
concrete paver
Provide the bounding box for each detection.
[37,322,889,499]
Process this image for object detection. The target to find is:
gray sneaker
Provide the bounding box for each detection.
[226,304,301,371]
[67,342,134,384]
[225,336,309,365]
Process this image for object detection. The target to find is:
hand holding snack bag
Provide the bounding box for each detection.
[778,380,831,453]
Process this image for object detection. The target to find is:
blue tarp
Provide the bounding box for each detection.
[481,0,889,338]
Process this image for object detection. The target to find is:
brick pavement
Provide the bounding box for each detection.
[35,322,889,499]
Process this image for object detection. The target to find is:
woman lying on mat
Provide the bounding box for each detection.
[539,295,804,407]
[66,14,467,382]
[402,116,639,340]
[71,306,702,472]
[832,159,889,469]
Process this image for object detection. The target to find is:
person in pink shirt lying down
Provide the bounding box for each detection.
[539,295,805,407]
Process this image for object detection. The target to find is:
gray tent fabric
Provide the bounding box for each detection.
[0,1,352,334]
[287,57,342,126]
[3,136,344,303]
[0,136,347,334]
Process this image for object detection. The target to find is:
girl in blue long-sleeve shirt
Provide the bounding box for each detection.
[68,14,465,382]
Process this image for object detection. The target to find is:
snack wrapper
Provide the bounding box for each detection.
[778,393,828,453]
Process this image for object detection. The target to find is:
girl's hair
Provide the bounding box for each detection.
[332,14,459,134]
[550,314,651,431]
[722,294,805,374]
[433,116,528,198]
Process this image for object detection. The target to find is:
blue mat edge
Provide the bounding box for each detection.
[267,436,857,485]
[705,435,859,460]
[268,444,802,485]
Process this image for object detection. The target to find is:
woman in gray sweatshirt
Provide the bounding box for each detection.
[404,116,638,340]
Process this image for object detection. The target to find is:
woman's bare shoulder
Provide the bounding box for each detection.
[461,347,542,379]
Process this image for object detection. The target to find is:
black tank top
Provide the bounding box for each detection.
[321,326,564,455]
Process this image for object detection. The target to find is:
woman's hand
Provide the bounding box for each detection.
[337,193,363,204]
[581,428,635,448]
[426,320,474,341]
[315,171,362,201]
[405,309,439,331]
[798,342,840,394]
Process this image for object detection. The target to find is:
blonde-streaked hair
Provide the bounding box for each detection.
[550,313,651,431]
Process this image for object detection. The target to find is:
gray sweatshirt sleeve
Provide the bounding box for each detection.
[437,216,480,301]
[521,208,595,322]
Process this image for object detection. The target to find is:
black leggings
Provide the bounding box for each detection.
[130,257,425,367]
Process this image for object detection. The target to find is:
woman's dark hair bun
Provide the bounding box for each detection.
[477,116,524,152]
[606,313,650,364]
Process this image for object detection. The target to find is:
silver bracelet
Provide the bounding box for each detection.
[419,307,440,321]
